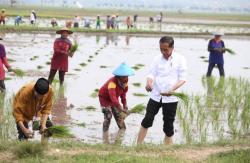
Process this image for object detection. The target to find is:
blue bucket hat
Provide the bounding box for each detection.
[112,62,135,76]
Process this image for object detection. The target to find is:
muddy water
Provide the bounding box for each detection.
[2,33,250,145]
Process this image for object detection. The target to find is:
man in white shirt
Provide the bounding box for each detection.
[137,36,187,145]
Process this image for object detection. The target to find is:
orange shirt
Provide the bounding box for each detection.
[0,12,6,20]
[13,83,54,123]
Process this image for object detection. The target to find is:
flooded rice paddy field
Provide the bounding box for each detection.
[1,33,250,145]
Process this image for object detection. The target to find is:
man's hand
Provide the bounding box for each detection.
[23,128,34,138]
[39,126,47,134]
[68,52,74,57]
[8,67,12,72]
[145,78,153,92]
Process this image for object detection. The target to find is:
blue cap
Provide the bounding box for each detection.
[112,62,135,76]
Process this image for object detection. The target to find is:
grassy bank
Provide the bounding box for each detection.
[0,5,250,22]
[0,139,249,162]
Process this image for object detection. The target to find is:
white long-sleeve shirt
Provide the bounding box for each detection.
[148,52,187,103]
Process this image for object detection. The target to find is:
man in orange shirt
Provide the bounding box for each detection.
[13,78,54,140]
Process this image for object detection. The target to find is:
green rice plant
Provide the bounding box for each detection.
[132,83,141,87]
[90,89,99,98]
[79,63,87,67]
[45,61,51,65]
[76,122,86,128]
[170,92,189,106]
[100,65,107,68]
[69,41,79,53]
[87,59,92,62]
[74,68,81,71]
[13,142,44,158]
[5,77,12,80]
[7,58,16,63]
[12,68,25,77]
[37,65,43,69]
[199,56,206,59]
[45,125,72,138]
[132,66,140,70]
[89,55,93,58]
[133,93,147,97]
[85,106,97,111]
[135,64,145,67]
[129,104,146,114]
[225,48,236,55]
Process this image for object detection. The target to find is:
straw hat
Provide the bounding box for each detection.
[56,27,73,34]
[112,62,135,76]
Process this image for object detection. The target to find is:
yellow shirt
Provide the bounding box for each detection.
[13,83,54,123]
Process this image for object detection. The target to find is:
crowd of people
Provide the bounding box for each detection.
[0,8,165,30]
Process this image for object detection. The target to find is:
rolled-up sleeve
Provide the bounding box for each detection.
[178,56,187,81]
[147,57,158,80]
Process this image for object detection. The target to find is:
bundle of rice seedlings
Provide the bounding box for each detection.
[44,125,72,138]
[170,92,189,105]
[12,68,25,77]
[69,41,79,53]
[225,48,236,55]
[129,104,146,114]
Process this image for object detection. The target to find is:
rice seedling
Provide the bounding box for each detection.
[170,92,189,106]
[243,67,250,70]
[76,122,86,128]
[100,65,108,68]
[13,142,45,158]
[79,63,87,67]
[135,64,145,67]
[132,83,141,87]
[203,59,209,63]
[37,65,43,69]
[46,61,51,65]
[69,41,79,53]
[129,104,146,114]
[12,68,25,77]
[132,66,140,70]
[44,125,72,138]
[5,77,12,80]
[89,55,93,58]
[85,105,97,111]
[7,58,16,63]
[133,93,147,97]
[74,68,81,71]
[87,59,92,62]
[199,56,206,59]
[225,48,236,55]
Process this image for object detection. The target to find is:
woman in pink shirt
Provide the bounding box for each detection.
[0,36,11,92]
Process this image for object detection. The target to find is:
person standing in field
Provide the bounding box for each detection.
[48,27,74,85]
[0,35,12,92]
[96,15,101,29]
[30,10,37,25]
[206,32,226,77]
[137,36,187,145]
[0,9,6,25]
[126,16,132,29]
[13,78,54,140]
[98,63,134,144]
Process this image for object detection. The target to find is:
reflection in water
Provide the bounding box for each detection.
[96,35,100,44]
[125,35,130,46]
[51,83,70,125]
[105,34,118,45]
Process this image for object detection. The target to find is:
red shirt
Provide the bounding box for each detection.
[98,77,128,110]
[50,37,72,72]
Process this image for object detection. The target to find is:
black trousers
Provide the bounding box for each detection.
[17,118,53,141]
[141,98,178,137]
[0,80,6,92]
[206,63,225,77]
